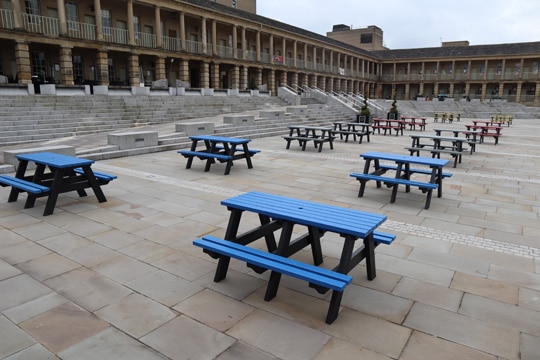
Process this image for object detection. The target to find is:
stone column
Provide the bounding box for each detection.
[292,73,298,87]
[241,27,246,60]
[14,41,31,84]
[268,70,275,95]
[232,25,238,59]
[179,12,186,51]
[211,62,220,89]
[201,17,207,54]
[10,0,23,29]
[57,0,67,35]
[231,65,240,89]
[127,0,135,45]
[212,20,217,56]
[128,54,140,86]
[155,6,162,48]
[155,56,166,80]
[96,51,109,85]
[59,45,74,85]
[256,30,261,62]
[94,0,103,41]
[240,66,248,89]
[179,59,189,84]
[256,68,263,88]
[201,62,209,88]
[269,34,274,64]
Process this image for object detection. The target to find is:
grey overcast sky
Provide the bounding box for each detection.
[256,0,540,49]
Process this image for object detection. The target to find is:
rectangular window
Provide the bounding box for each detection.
[360,34,373,44]
[102,9,111,36]
[108,58,115,83]
[25,0,40,15]
[72,55,83,82]
[65,3,78,30]
[232,0,237,8]
[31,52,46,79]
[134,16,140,39]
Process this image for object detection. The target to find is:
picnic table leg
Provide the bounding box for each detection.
[80,166,106,202]
[325,291,344,324]
[8,160,29,203]
[362,234,377,280]
[185,140,198,169]
[241,144,254,169]
[213,209,243,281]
[308,226,324,265]
[41,168,65,216]
[23,163,47,209]
[223,144,236,175]
[264,221,295,301]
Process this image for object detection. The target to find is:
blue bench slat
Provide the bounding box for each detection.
[350,173,439,189]
[73,168,117,181]
[373,231,396,245]
[178,150,232,161]
[377,164,452,178]
[194,236,352,291]
[0,175,50,194]
[213,145,261,154]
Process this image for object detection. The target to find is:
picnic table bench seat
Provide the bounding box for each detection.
[377,164,453,178]
[406,147,462,167]
[283,135,335,152]
[371,124,403,136]
[178,150,233,162]
[350,172,438,209]
[194,232,394,323]
[479,132,502,145]
[0,175,50,195]
[332,129,371,143]
[73,168,117,183]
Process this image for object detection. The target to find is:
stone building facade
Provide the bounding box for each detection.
[0,0,538,106]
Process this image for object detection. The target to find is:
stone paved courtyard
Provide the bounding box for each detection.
[1,118,540,359]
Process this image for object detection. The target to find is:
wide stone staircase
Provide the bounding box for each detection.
[0,94,357,170]
[0,94,292,146]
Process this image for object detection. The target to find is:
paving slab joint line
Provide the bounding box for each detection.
[95,163,540,260]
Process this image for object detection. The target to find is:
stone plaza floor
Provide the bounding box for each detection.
[1,118,540,359]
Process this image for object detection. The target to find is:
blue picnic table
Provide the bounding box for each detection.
[0,152,116,216]
[194,191,395,324]
[178,135,260,175]
[350,151,451,209]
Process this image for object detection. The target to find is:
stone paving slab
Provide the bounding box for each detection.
[0,118,540,359]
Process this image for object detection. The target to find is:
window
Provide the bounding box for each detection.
[72,55,83,82]
[65,3,78,30]
[31,52,46,78]
[108,58,115,83]
[25,0,40,24]
[134,16,140,40]
[25,0,40,15]
[102,9,111,36]
[232,0,237,8]
[360,34,373,44]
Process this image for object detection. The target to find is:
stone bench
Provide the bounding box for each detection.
[175,122,215,136]
[223,115,255,126]
[259,110,286,120]
[107,131,158,150]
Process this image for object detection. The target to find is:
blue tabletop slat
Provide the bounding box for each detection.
[360,151,449,167]
[189,135,251,144]
[16,152,94,168]
[221,191,386,238]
